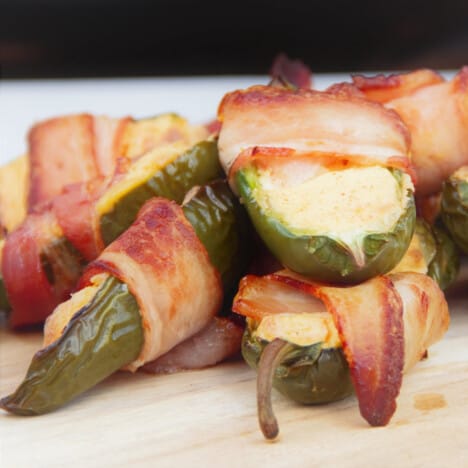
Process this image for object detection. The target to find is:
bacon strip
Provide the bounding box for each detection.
[233,270,449,426]
[27,115,99,210]
[233,274,326,321]
[79,198,223,371]
[354,68,468,196]
[218,85,410,177]
[142,316,243,374]
[352,69,444,103]
[205,119,222,137]
[93,116,132,175]
[27,113,135,211]
[50,180,104,261]
[389,272,449,372]
[2,212,82,328]
[304,275,404,426]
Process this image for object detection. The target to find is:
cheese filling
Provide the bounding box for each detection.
[43,273,109,347]
[96,141,192,217]
[252,312,341,348]
[120,114,207,159]
[391,228,433,275]
[453,165,468,182]
[254,165,413,263]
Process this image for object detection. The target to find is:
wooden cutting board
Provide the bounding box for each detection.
[1,287,467,468]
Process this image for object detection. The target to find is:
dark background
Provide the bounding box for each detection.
[1,0,468,79]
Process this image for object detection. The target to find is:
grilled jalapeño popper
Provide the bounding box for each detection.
[217,85,417,284]
[233,270,449,440]
[1,180,251,415]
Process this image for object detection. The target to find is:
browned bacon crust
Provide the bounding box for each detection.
[218,85,411,177]
[389,272,449,372]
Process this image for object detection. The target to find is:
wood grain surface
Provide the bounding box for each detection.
[1,285,467,468]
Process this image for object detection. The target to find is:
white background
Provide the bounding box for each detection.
[1,72,456,165]
[0,74,351,164]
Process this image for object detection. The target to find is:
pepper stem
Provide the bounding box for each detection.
[256,338,290,440]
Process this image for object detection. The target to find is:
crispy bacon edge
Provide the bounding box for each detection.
[352,69,445,103]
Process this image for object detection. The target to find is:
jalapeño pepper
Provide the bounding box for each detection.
[236,164,416,284]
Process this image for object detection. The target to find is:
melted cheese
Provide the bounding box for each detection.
[43,273,109,346]
[120,114,207,159]
[253,312,341,348]
[453,165,468,182]
[96,141,191,217]
[0,154,29,232]
[255,166,413,264]
[391,233,429,275]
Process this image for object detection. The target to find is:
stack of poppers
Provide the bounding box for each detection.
[1,61,467,442]
[218,75,461,438]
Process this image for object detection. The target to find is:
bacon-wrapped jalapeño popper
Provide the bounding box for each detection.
[1,116,223,327]
[217,85,416,284]
[0,179,251,415]
[441,165,468,254]
[233,270,449,440]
